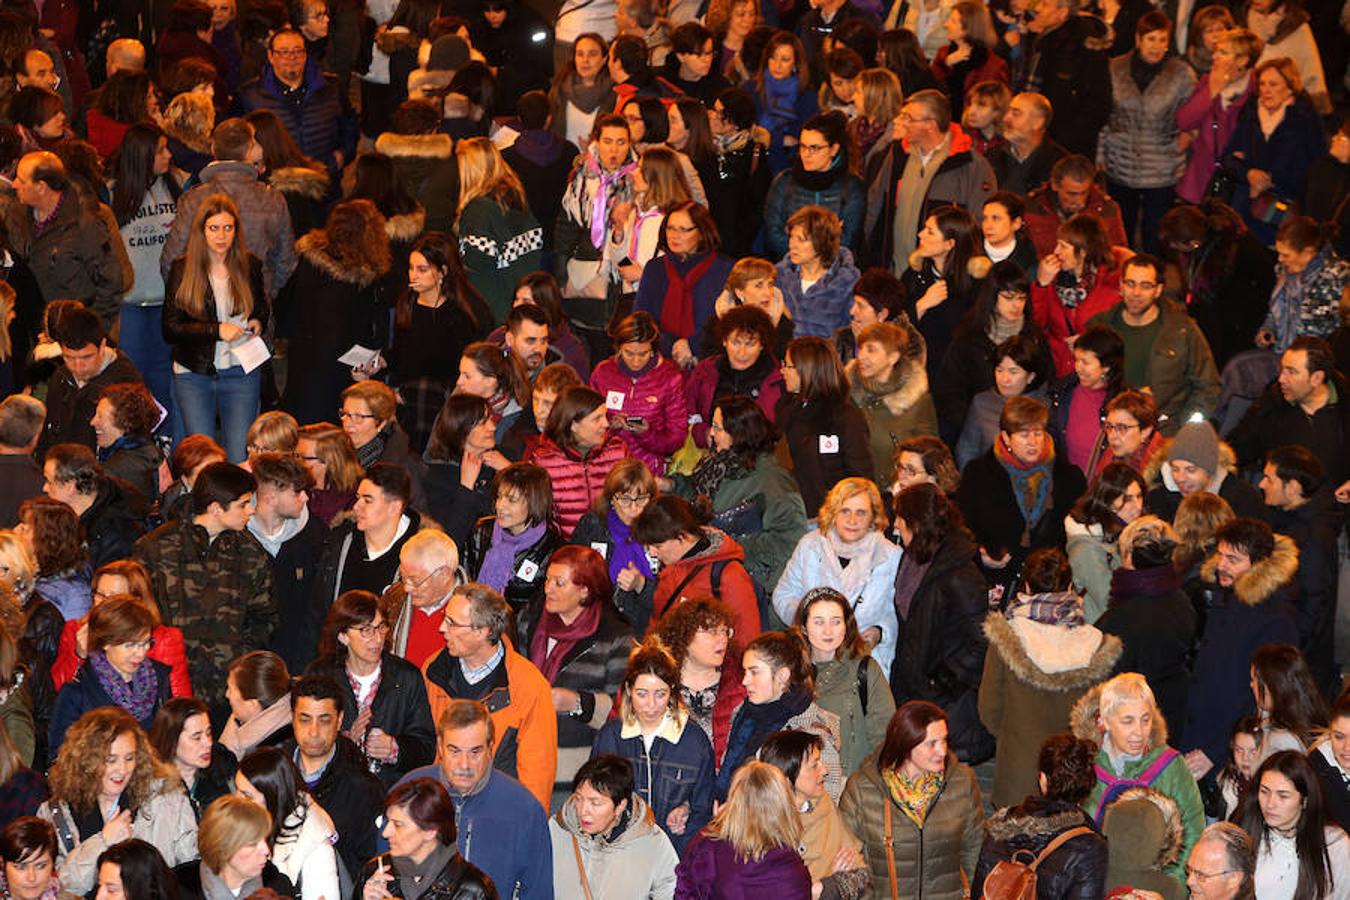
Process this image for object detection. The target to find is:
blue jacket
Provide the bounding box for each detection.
[592,710,715,855]
[49,658,172,763]
[775,248,861,339]
[238,60,357,176]
[1221,92,1326,244]
[763,160,866,259]
[397,764,554,900]
[635,252,735,355]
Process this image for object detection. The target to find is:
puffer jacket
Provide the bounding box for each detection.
[978,612,1122,808]
[1100,53,1196,189]
[762,157,866,259]
[839,752,984,900]
[592,705,715,855]
[550,792,678,900]
[845,357,940,487]
[972,799,1108,900]
[646,529,763,643]
[238,61,355,173]
[589,355,689,475]
[526,432,629,538]
[776,247,861,338]
[462,516,564,618]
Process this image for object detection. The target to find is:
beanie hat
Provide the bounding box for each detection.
[427,35,470,72]
[1167,421,1218,475]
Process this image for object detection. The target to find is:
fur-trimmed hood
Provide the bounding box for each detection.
[713,286,790,325]
[296,230,386,288]
[983,613,1122,691]
[385,207,426,242]
[374,131,455,160]
[1199,532,1299,606]
[906,249,993,281]
[984,801,1092,842]
[374,24,421,55]
[1141,435,1238,490]
[1070,681,1170,749]
[1102,787,1184,871]
[845,356,930,417]
[268,165,330,199]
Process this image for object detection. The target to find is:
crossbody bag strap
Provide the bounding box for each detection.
[1029,826,1095,871]
[883,801,899,900]
[655,563,710,621]
[570,834,594,900]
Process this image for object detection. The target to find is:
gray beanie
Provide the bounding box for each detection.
[1167,421,1219,474]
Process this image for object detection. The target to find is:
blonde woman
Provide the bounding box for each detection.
[296,422,362,525]
[164,193,267,462]
[161,92,214,179]
[0,529,37,606]
[176,794,292,898]
[613,146,693,294]
[674,760,811,897]
[850,68,904,172]
[246,411,299,461]
[455,137,544,323]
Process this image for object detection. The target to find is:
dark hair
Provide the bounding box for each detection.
[460,341,531,409]
[1074,324,1125,395]
[1287,335,1337,382]
[392,98,443,135]
[992,333,1052,390]
[490,462,553,526]
[1057,212,1113,274]
[715,87,757,131]
[53,305,106,350]
[316,590,380,662]
[573,754,635,801]
[1122,252,1164,284]
[1215,517,1276,564]
[166,0,212,32]
[1264,445,1324,498]
[757,729,824,785]
[711,395,778,467]
[1235,751,1332,898]
[1018,547,1073,593]
[237,747,305,845]
[958,260,1046,355]
[630,494,704,546]
[19,497,86,576]
[515,272,566,331]
[385,777,458,845]
[1070,463,1146,540]
[246,108,322,176]
[801,109,852,172]
[95,839,179,900]
[100,382,160,437]
[516,90,549,130]
[718,304,776,358]
[228,650,290,707]
[893,483,964,564]
[191,462,256,515]
[398,231,489,333]
[363,462,413,509]
[610,34,652,84]
[984,190,1025,222]
[149,696,211,764]
[1037,733,1097,802]
[0,817,56,865]
[506,302,548,334]
[1135,8,1171,35]
[10,85,63,131]
[672,21,712,54]
[350,152,420,219]
[110,123,177,227]
[625,95,668,144]
[291,674,344,712]
[744,630,814,695]
[1250,643,1327,745]
[658,200,720,255]
[96,70,155,125]
[607,311,660,347]
[852,268,906,320]
[924,206,981,298]
[671,98,715,165]
[785,336,849,403]
[44,443,101,496]
[544,386,606,453]
[832,17,879,63]
[250,452,311,493]
[1274,215,1331,253]
[877,700,947,771]
[895,436,960,495]
[425,393,492,463]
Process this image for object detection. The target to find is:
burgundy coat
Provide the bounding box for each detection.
[684,356,786,448]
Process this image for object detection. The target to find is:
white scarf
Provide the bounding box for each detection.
[821,529,890,605]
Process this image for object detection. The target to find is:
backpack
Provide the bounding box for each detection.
[656,557,771,630]
[1092,748,1180,824]
[981,826,1095,900]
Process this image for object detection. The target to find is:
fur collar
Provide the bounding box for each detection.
[1199,533,1299,606]
[713,286,789,324]
[984,613,1122,690]
[618,704,690,743]
[1141,436,1238,488]
[268,165,329,198]
[296,231,384,287]
[906,250,993,280]
[374,24,421,54]
[845,357,930,416]
[984,804,1090,842]
[385,208,426,241]
[1104,787,1184,870]
[1070,681,1170,747]
[375,132,455,160]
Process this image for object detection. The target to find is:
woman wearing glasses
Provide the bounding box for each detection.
[338,380,427,510]
[633,203,734,367]
[570,459,661,633]
[308,590,436,786]
[763,111,865,260]
[48,597,173,762]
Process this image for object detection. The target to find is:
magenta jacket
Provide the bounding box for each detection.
[589,355,690,476]
[684,356,786,448]
[525,432,629,537]
[1175,72,1255,204]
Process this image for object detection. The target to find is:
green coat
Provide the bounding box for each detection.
[813,656,896,776]
[845,357,940,486]
[458,195,544,325]
[0,672,35,765]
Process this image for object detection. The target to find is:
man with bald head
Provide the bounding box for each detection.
[988,92,1067,195]
[14,49,59,94]
[386,528,462,667]
[105,39,146,76]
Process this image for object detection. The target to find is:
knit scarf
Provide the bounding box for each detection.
[572,151,638,248]
[89,651,159,722]
[759,73,802,134]
[1005,589,1085,627]
[356,424,392,469]
[661,253,717,339]
[823,528,890,603]
[606,508,653,585]
[559,71,615,116]
[478,519,547,592]
[488,388,513,422]
[97,434,151,465]
[220,693,294,759]
[987,313,1023,345]
[881,767,945,829]
[718,685,812,794]
[1055,265,1096,312]
[993,432,1055,536]
[528,599,602,682]
[691,448,750,501]
[853,117,888,162]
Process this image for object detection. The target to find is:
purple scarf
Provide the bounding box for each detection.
[606,508,653,585]
[479,519,548,592]
[89,651,159,723]
[1108,564,1182,608]
[588,156,638,247]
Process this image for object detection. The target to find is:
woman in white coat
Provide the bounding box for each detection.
[234,748,340,900]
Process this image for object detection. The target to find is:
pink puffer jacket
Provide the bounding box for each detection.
[526,432,630,537]
[589,355,690,476]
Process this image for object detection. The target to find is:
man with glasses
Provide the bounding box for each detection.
[386,529,461,667]
[1089,253,1219,435]
[1186,823,1255,899]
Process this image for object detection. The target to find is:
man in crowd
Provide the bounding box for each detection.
[1023,155,1129,255]
[42,443,145,568]
[313,462,424,604]
[1144,421,1265,522]
[501,303,558,382]
[35,306,142,459]
[1024,0,1111,157]
[987,92,1066,196]
[0,394,44,526]
[387,529,461,668]
[14,49,60,94]
[1186,822,1256,900]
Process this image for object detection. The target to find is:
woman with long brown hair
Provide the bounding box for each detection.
[296,423,361,526]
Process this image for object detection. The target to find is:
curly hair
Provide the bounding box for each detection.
[818,477,887,535]
[655,596,737,670]
[101,382,161,437]
[18,497,87,576]
[1037,733,1098,802]
[321,199,392,279]
[48,707,176,813]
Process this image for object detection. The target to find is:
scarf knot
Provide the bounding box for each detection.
[993,433,1055,540]
[881,767,945,828]
[529,601,602,682]
[479,519,548,592]
[588,156,638,247]
[661,253,717,339]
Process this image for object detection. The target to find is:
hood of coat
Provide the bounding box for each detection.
[374,24,422,55]
[374,132,455,160]
[983,613,1122,690]
[555,791,665,847]
[1141,435,1238,490]
[1199,532,1299,606]
[268,165,330,199]
[984,799,1093,842]
[386,208,426,242]
[1101,787,1184,871]
[905,250,993,282]
[296,231,386,288]
[845,356,931,417]
[713,286,789,325]
[1069,681,1169,748]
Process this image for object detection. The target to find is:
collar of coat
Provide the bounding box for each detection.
[1199,532,1299,605]
[268,165,330,199]
[618,704,690,742]
[297,231,385,288]
[982,612,1122,691]
[374,132,455,160]
[845,356,930,416]
[894,123,977,171]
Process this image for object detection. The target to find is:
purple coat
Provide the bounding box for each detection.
[1175,72,1254,204]
[675,836,812,900]
[684,355,786,447]
[589,355,690,475]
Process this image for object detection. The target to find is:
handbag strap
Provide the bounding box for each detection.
[655,562,710,621]
[883,801,899,900]
[1029,827,1095,871]
[570,834,594,900]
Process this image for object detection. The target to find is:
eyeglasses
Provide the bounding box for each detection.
[338,410,377,421]
[696,625,734,638]
[442,617,478,631]
[349,621,389,639]
[613,492,651,508]
[116,638,155,652]
[1103,422,1140,434]
[799,143,831,154]
[1185,867,1238,881]
[271,47,306,57]
[781,361,796,370]
[667,224,698,234]
[897,464,926,478]
[898,112,934,124]
[399,565,447,590]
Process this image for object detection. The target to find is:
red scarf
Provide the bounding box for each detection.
[660,254,716,339]
[528,601,603,682]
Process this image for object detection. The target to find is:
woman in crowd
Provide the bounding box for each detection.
[834,269,925,366]
[570,460,659,633]
[848,322,940,489]
[278,201,391,428]
[1175,28,1262,206]
[979,549,1123,807]
[792,587,896,775]
[164,193,266,463]
[1094,517,1198,734]
[747,32,817,175]
[1258,215,1350,351]
[763,111,865,260]
[1235,750,1350,898]
[705,88,772,257]
[547,34,615,150]
[839,701,984,900]
[1092,389,1164,477]
[634,202,733,365]
[972,734,1108,898]
[892,438,961,500]
[308,590,434,785]
[954,334,1052,469]
[38,707,197,894]
[520,545,632,791]
[455,342,532,447]
[17,499,91,623]
[776,336,874,513]
[1065,463,1147,622]
[246,411,298,459]
[711,0,757,77]
[816,48,862,118]
[1050,325,1125,475]
[1312,694,1350,831]
[852,68,903,175]
[590,313,690,474]
[220,651,292,761]
[717,630,842,802]
[593,640,715,853]
[89,383,163,506]
[686,305,786,447]
[877,28,942,96]
[901,206,989,383]
[10,87,70,153]
[347,153,425,281]
[49,598,172,761]
[675,761,811,895]
[149,696,234,821]
[296,423,361,526]
[1218,715,1266,821]
[614,146,694,298]
[1032,214,1122,375]
[456,137,544,322]
[1071,673,1203,880]
[94,838,181,900]
[84,71,158,159]
[175,795,292,899]
[1249,642,1327,758]
[339,381,425,505]
[462,463,563,619]
[526,387,629,537]
[931,1,1009,120]
[246,109,330,238]
[758,729,869,899]
[422,395,506,549]
[653,596,747,772]
[234,748,338,900]
[0,819,78,900]
[162,92,214,181]
[961,82,1011,157]
[777,206,861,340]
[0,720,43,820]
[981,193,1039,274]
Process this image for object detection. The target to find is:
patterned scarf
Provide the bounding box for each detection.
[356,424,392,469]
[881,767,945,829]
[89,650,159,722]
[1004,589,1085,627]
[569,151,638,248]
[691,449,750,501]
[993,432,1055,538]
[1054,265,1097,312]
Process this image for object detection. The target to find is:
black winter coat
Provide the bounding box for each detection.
[174,860,295,900]
[972,798,1108,900]
[773,394,875,513]
[163,255,269,376]
[237,65,354,174]
[1026,15,1112,157]
[462,517,564,619]
[890,528,992,763]
[354,851,496,900]
[81,475,146,569]
[1179,228,1275,370]
[280,735,384,875]
[703,139,771,259]
[569,511,656,633]
[36,351,143,459]
[306,651,436,786]
[956,446,1087,571]
[424,459,496,551]
[265,511,329,674]
[310,509,424,612]
[1229,372,1350,486]
[934,325,1054,444]
[1311,746,1350,834]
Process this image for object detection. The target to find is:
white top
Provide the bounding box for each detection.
[1254,826,1350,900]
[352,667,379,705]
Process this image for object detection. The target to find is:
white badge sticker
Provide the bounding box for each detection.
[605,390,626,411]
[517,560,539,582]
[819,434,840,454]
[590,542,609,558]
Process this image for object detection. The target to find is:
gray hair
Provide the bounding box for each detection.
[1099,672,1159,723]
[455,582,512,645]
[401,529,460,572]
[1196,823,1256,900]
[0,395,45,448]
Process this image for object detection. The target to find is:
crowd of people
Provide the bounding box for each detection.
[0,0,1347,897]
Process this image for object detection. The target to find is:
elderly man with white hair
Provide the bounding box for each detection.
[1186,822,1256,900]
[387,526,463,667]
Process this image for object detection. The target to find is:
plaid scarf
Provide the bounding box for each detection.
[1005,589,1086,627]
[993,432,1055,540]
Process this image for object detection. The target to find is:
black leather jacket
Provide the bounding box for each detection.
[461,516,563,617]
[354,851,497,900]
[971,798,1108,900]
[163,254,269,375]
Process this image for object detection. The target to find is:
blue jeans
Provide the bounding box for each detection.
[118,304,174,424]
[173,366,260,462]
